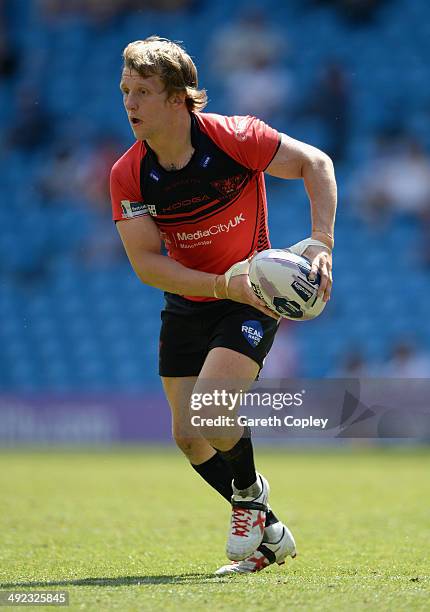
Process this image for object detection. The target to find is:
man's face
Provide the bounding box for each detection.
[120,68,172,140]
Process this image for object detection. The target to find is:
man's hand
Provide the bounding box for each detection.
[215,273,279,320]
[301,245,333,302]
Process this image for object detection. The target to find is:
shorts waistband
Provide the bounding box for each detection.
[164,291,229,310]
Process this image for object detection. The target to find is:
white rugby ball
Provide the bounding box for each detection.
[249,249,326,320]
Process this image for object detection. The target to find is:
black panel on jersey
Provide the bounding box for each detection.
[139,114,254,226]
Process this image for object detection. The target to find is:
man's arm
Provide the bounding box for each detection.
[116,216,217,297]
[116,215,277,317]
[265,133,337,300]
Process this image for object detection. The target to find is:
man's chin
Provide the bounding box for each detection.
[130,123,147,138]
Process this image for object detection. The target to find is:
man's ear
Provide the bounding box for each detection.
[168,93,186,108]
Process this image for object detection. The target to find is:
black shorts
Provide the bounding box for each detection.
[159,292,279,377]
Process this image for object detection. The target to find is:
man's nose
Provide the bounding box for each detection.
[125,94,138,111]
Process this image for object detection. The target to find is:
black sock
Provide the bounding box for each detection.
[213,426,256,491]
[191,451,233,502]
[191,450,279,526]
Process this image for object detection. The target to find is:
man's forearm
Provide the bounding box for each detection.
[128,250,219,297]
[302,154,337,249]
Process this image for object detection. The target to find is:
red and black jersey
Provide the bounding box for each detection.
[110,112,280,301]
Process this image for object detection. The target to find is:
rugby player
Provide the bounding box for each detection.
[110,36,337,575]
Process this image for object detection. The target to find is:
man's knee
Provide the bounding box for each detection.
[197,413,242,450]
[200,432,241,452]
[173,430,200,457]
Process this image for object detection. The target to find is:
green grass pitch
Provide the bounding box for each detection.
[0,447,429,611]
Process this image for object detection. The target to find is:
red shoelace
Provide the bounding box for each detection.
[231,507,253,537]
[248,554,270,572]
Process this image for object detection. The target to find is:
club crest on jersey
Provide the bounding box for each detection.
[121,200,149,219]
[211,174,245,196]
[242,320,264,347]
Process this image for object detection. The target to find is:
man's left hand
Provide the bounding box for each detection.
[301,245,333,302]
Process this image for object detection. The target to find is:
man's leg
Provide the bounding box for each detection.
[161,374,280,523]
[162,376,211,465]
[158,295,295,571]
[192,347,279,560]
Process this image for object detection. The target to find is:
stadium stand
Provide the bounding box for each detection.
[1,0,429,390]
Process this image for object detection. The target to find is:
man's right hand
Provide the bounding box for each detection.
[215,273,279,320]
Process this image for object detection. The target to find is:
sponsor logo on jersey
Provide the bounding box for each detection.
[176,213,245,241]
[147,204,157,216]
[242,320,264,347]
[164,194,211,212]
[179,240,211,249]
[150,170,160,182]
[121,200,149,218]
[200,155,212,168]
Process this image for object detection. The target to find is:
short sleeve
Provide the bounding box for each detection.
[196,113,281,172]
[110,142,149,221]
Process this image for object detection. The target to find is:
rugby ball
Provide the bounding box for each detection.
[249,249,326,320]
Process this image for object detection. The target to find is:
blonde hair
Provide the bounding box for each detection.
[122,36,207,112]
